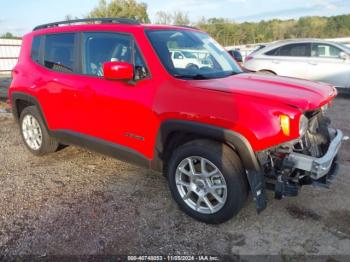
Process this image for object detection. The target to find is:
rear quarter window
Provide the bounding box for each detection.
[265,47,280,56]
[31,36,41,63]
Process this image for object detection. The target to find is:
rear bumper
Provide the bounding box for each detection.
[286,128,344,180]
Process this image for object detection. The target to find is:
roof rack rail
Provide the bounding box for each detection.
[33,18,140,31]
[175,25,199,30]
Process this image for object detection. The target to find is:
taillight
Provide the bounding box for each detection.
[245,56,253,62]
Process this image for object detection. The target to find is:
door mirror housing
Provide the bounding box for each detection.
[339,52,349,60]
[103,62,134,80]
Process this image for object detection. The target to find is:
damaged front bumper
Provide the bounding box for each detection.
[249,127,348,214]
[286,128,345,180]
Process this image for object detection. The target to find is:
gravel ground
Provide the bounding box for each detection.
[0,97,349,258]
[0,76,11,100]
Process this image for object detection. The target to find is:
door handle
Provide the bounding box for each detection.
[308,61,318,66]
[272,60,280,64]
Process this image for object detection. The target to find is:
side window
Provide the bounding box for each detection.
[311,43,342,58]
[174,52,183,59]
[31,36,41,63]
[43,33,75,73]
[265,48,280,56]
[82,32,149,80]
[82,32,132,76]
[278,43,310,57]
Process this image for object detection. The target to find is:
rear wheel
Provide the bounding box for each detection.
[167,140,248,224]
[19,106,59,156]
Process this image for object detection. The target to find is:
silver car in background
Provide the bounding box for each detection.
[244,39,350,91]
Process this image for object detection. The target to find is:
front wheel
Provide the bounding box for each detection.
[167,140,248,224]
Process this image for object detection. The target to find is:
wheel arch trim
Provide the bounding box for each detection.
[151,120,261,172]
[10,92,49,129]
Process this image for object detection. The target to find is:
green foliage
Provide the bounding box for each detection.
[0,32,20,39]
[196,14,350,46]
[154,10,190,25]
[172,11,190,26]
[155,11,173,25]
[85,2,350,46]
[87,0,150,23]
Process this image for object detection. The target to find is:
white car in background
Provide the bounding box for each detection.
[244,39,350,91]
[170,50,213,69]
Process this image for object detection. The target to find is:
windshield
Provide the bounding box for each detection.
[146,30,242,80]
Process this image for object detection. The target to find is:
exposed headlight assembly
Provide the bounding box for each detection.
[299,115,309,137]
[321,103,329,112]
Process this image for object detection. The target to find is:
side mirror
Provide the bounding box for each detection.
[103,62,134,80]
[339,52,349,60]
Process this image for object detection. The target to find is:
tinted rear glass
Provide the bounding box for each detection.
[266,43,311,57]
[31,36,41,63]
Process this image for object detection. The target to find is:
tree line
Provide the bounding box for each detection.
[84,0,350,46]
[197,15,350,46]
[2,0,350,46]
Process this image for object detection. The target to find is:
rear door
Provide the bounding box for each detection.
[306,43,350,88]
[264,43,311,79]
[38,33,83,131]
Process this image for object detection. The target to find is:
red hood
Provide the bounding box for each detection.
[193,73,337,111]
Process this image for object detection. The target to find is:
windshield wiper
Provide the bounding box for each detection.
[174,71,241,80]
[174,74,210,80]
[225,71,240,76]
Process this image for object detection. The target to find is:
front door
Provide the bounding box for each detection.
[306,43,350,88]
[73,31,156,158]
[267,43,311,79]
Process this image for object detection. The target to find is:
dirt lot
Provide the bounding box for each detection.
[0,97,349,258]
[0,76,11,100]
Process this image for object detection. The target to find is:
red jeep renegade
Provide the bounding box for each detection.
[9,18,346,224]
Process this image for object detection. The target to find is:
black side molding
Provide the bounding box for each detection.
[52,130,150,169]
[11,92,150,169]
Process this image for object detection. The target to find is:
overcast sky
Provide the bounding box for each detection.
[1,0,350,36]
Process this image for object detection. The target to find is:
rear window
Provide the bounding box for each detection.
[31,36,41,63]
[43,33,75,73]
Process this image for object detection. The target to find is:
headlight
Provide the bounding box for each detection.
[299,115,309,137]
[321,103,329,112]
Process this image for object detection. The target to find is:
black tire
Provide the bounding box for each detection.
[19,106,59,156]
[167,139,248,224]
[185,63,199,70]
